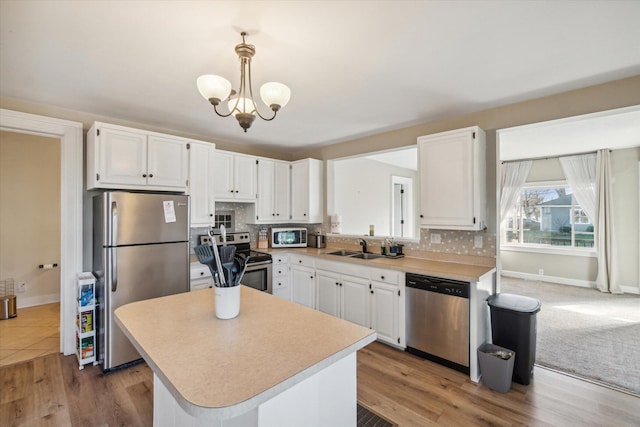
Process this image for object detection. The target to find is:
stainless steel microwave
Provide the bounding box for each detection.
[271,227,307,248]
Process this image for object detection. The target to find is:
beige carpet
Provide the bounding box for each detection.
[500,277,640,396]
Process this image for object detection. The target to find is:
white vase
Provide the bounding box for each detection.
[214,285,240,319]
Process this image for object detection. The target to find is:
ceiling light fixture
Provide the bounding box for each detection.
[197,32,291,133]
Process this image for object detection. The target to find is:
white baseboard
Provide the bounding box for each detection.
[621,285,640,295]
[501,270,596,289]
[16,293,60,309]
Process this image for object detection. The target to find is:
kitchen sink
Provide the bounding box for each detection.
[326,250,361,256]
[350,253,383,260]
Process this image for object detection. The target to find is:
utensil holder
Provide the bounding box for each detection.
[214,285,240,319]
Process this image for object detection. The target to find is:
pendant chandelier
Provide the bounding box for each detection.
[197,32,291,132]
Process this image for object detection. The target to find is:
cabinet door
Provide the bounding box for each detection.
[213,151,234,199]
[147,135,188,189]
[256,158,275,221]
[341,275,370,328]
[370,281,399,345]
[274,160,291,220]
[291,266,315,308]
[99,127,147,186]
[418,128,483,229]
[290,160,309,221]
[189,142,215,226]
[316,270,340,318]
[233,154,257,201]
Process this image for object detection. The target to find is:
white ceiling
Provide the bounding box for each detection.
[1,1,639,151]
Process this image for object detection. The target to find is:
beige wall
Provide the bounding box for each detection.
[0,131,61,306]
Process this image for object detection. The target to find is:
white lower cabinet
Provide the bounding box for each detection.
[272,253,290,300]
[290,255,316,308]
[190,264,213,291]
[314,259,405,347]
[317,270,369,328]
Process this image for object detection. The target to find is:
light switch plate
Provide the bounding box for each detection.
[474,235,483,249]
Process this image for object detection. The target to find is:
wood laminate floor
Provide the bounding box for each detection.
[1,341,639,426]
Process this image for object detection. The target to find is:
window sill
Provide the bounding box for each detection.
[501,244,597,258]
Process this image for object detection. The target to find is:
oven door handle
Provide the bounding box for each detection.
[245,260,273,268]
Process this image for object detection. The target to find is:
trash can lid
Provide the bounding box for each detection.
[487,293,541,314]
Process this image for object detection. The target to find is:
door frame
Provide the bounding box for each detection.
[0,109,83,356]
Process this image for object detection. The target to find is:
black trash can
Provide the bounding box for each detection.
[487,293,541,385]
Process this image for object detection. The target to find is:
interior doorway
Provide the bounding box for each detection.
[0,108,83,358]
[496,106,640,395]
[391,176,414,238]
[0,130,61,366]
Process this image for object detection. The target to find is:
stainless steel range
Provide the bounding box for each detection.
[200,232,273,293]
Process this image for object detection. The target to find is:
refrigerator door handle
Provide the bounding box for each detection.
[111,248,118,292]
[111,200,118,246]
[111,200,118,292]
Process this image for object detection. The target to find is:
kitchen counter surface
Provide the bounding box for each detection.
[261,247,496,283]
[114,286,376,421]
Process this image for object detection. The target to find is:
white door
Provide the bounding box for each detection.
[291,266,315,308]
[370,281,398,345]
[99,127,147,186]
[290,160,309,221]
[212,151,234,199]
[274,160,291,220]
[256,159,275,221]
[147,135,188,189]
[317,270,340,317]
[341,276,370,327]
[233,154,257,201]
[189,142,215,226]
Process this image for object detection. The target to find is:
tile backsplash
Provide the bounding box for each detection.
[190,203,495,259]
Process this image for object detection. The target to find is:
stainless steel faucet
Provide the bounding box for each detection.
[360,239,368,253]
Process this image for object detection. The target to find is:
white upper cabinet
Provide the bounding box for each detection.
[291,158,323,223]
[418,126,486,230]
[213,150,257,202]
[87,122,188,192]
[251,158,291,223]
[188,141,216,227]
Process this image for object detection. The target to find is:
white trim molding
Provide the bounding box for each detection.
[0,109,83,356]
[502,270,596,289]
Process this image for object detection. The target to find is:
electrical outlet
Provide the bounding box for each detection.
[17,282,26,293]
[430,233,441,244]
[473,235,483,249]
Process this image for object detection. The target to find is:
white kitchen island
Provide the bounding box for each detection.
[115,285,376,427]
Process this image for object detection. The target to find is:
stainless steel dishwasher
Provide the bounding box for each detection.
[406,273,470,373]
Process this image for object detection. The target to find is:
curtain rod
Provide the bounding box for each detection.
[500,149,611,164]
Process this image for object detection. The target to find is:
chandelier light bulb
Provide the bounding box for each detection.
[260,82,291,111]
[197,75,232,105]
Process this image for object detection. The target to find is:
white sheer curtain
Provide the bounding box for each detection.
[595,150,621,293]
[560,150,620,293]
[559,153,596,221]
[500,160,532,223]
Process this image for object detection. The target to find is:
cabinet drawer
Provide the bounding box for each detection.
[369,267,400,285]
[273,276,289,290]
[272,253,289,265]
[289,254,314,268]
[190,278,212,292]
[190,264,211,280]
[273,264,289,278]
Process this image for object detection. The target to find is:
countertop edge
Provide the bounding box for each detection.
[115,312,376,421]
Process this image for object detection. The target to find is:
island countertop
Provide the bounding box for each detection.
[114,286,376,420]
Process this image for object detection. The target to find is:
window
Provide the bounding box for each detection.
[502,182,594,249]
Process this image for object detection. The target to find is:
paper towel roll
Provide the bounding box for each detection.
[330,215,342,234]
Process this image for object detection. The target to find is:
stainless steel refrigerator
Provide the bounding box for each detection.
[93,191,189,371]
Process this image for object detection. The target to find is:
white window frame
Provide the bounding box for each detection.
[501,180,596,256]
